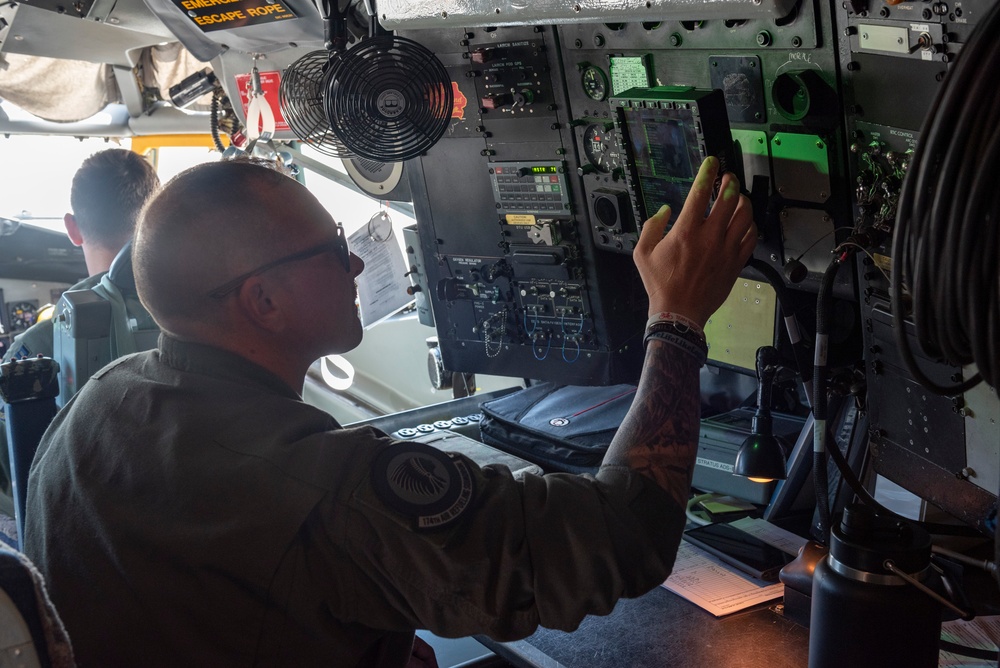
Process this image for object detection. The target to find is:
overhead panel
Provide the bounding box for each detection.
[378,0,800,29]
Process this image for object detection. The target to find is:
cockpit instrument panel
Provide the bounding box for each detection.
[580,65,609,101]
[583,124,622,174]
[612,86,734,228]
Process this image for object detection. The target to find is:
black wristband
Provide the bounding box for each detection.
[645,321,708,351]
[643,330,709,366]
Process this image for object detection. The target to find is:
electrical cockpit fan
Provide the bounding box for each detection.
[323,4,453,162]
[278,0,353,158]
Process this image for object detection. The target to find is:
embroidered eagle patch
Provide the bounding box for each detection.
[371,442,476,531]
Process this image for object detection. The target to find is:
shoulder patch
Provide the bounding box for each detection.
[371,442,476,531]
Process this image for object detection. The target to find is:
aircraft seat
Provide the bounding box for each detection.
[2,241,161,547]
[0,546,75,667]
[0,356,59,549]
[52,241,160,405]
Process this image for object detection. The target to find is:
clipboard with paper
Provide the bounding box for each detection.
[348,211,414,329]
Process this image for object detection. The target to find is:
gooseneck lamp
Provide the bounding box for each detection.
[734,346,789,483]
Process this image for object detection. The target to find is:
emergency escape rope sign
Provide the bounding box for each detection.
[173,0,296,31]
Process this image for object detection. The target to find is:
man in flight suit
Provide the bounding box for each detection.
[0,149,159,518]
[25,157,755,667]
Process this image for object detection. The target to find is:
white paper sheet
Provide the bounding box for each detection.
[348,214,413,328]
[662,541,785,616]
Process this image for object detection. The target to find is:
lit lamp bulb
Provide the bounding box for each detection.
[734,346,789,483]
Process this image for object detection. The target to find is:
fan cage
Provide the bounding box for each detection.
[279,50,354,158]
[324,35,454,162]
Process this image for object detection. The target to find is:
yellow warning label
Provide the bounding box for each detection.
[174,0,296,31]
[505,214,537,226]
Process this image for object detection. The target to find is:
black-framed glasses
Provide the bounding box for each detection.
[207,223,351,299]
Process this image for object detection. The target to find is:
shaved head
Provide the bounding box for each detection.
[134,160,327,336]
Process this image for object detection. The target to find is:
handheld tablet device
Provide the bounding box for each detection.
[683,522,795,582]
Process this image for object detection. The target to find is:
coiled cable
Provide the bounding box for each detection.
[210,88,227,154]
[891,1,1000,393]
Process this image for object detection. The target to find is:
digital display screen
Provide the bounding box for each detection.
[683,522,794,581]
[621,106,705,224]
[530,166,558,174]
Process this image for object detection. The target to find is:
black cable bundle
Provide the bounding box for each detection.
[891,2,1000,394]
[746,258,814,395]
[812,252,850,544]
[210,88,227,153]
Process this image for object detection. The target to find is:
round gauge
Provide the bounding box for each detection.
[583,124,622,173]
[581,65,609,101]
[9,301,38,331]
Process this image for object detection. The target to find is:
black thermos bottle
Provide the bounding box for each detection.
[809,504,943,667]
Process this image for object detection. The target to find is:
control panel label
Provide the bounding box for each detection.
[697,457,735,473]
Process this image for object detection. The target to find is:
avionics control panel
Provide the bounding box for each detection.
[490,162,571,216]
[406,27,645,386]
[612,86,735,230]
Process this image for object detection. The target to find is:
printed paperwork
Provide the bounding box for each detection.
[939,616,1000,667]
[348,216,412,328]
[662,517,807,617]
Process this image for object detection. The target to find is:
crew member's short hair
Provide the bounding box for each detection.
[134,159,296,327]
[69,149,160,249]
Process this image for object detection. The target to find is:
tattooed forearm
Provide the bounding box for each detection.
[602,339,702,508]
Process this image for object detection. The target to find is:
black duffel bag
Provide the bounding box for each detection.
[478,382,638,474]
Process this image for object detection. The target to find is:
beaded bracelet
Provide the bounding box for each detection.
[644,330,709,366]
[645,311,704,338]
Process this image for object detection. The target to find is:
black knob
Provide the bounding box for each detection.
[513,89,535,107]
[436,279,462,301]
